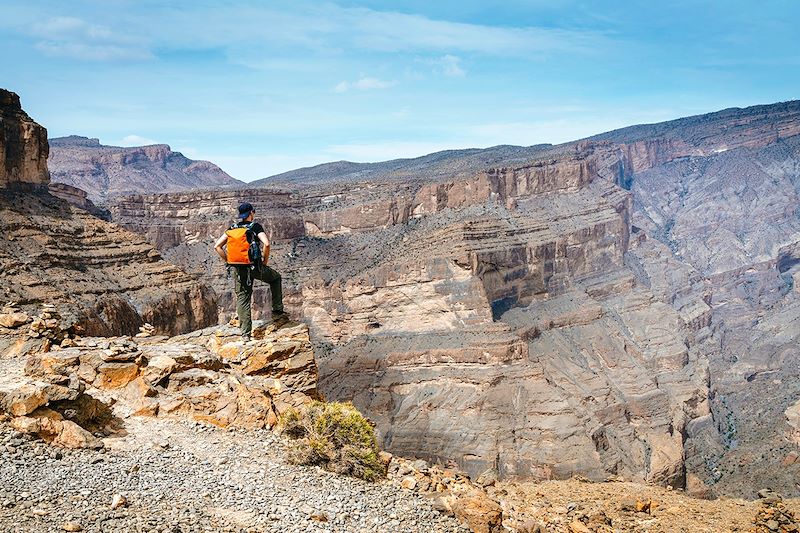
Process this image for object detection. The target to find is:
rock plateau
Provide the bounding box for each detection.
[48,135,243,204]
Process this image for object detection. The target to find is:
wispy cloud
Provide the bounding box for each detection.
[334,77,397,93]
[432,54,466,77]
[337,8,606,56]
[32,16,152,61]
[118,134,159,146]
[23,4,609,62]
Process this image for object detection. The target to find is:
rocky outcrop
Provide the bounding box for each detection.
[0,320,319,448]
[0,89,49,189]
[48,135,243,203]
[625,131,800,497]
[0,90,219,355]
[0,190,219,341]
[48,182,111,220]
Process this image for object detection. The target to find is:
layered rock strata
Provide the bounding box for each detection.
[110,152,707,486]
[0,90,49,189]
[0,89,218,353]
[48,182,111,220]
[48,135,243,204]
[104,100,800,494]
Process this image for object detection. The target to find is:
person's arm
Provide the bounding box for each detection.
[257,232,270,264]
[214,234,228,262]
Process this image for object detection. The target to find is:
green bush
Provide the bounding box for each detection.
[279,401,387,481]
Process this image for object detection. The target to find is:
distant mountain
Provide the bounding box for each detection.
[48,136,243,203]
[588,100,800,146]
[253,100,800,188]
[250,144,557,187]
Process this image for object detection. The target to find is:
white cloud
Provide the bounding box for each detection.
[23,5,607,63]
[334,76,397,93]
[32,16,152,62]
[328,6,607,56]
[118,134,159,146]
[436,54,466,77]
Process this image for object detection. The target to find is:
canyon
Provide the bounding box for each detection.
[5,85,800,500]
[106,99,800,497]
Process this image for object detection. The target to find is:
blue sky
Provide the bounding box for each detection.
[1,1,798,181]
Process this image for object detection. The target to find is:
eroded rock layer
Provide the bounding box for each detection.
[48,135,243,204]
[0,89,218,353]
[0,90,49,189]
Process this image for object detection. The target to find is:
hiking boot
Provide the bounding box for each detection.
[242,334,251,343]
[272,311,289,323]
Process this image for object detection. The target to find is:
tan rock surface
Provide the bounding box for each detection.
[48,135,242,203]
[0,89,49,189]
[0,91,219,348]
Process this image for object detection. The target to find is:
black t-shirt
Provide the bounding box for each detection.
[247,222,265,237]
[234,221,265,238]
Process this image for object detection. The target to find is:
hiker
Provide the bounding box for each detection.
[214,202,286,341]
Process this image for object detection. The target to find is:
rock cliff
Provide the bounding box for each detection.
[48,135,243,204]
[108,136,702,487]
[0,90,49,189]
[0,89,218,355]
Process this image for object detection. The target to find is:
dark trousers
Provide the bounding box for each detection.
[233,264,284,336]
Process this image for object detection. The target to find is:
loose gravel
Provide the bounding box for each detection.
[0,418,468,533]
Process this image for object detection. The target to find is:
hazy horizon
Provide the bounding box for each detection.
[2,0,798,181]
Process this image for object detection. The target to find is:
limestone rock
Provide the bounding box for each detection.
[0,312,29,328]
[0,89,49,189]
[97,99,800,495]
[48,136,242,204]
[12,322,320,436]
[449,489,503,533]
[0,92,218,347]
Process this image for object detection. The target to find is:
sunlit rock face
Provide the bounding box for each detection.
[47,135,243,204]
[0,89,49,189]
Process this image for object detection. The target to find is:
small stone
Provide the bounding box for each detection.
[568,520,591,533]
[111,494,128,509]
[635,499,651,513]
[62,522,83,532]
[0,312,30,328]
[400,476,417,490]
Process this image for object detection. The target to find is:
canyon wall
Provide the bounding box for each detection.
[108,137,708,486]
[104,99,800,494]
[48,135,243,203]
[0,89,218,354]
[0,90,49,189]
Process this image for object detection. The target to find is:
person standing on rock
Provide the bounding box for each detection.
[214,202,286,341]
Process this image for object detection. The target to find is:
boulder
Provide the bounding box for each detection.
[449,489,503,533]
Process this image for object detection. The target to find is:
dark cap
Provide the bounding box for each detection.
[237,202,254,220]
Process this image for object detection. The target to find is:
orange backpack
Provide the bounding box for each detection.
[225,223,255,265]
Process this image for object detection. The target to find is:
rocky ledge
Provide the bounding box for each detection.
[0,319,319,445]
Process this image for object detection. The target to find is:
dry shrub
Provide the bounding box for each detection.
[280,401,386,481]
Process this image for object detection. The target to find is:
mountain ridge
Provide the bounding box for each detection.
[47,135,244,204]
[252,99,800,188]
